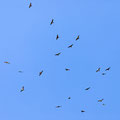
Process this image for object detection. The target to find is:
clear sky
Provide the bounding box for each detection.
[0,0,120,120]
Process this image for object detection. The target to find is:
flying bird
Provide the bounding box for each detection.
[76,35,79,40]
[81,110,85,112]
[65,68,70,71]
[4,61,10,64]
[68,97,71,99]
[56,34,59,40]
[105,67,111,71]
[50,19,54,25]
[20,86,24,92]
[55,52,61,56]
[56,106,62,108]
[102,73,106,75]
[29,3,32,8]
[68,44,73,48]
[96,67,100,72]
[98,99,104,102]
[85,87,90,90]
[39,70,43,76]
[18,71,23,73]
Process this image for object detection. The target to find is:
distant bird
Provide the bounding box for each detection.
[56,34,59,40]
[85,87,90,90]
[68,97,71,99]
[96,67,100,72]
[56,106,62,108]
[39,70,43,76]
[20,86,24,92]
[55,52,61,56]
[102,73,106,75]
[76,35,79,40]
[102,103,106,106]
[4,61,10,64]
[65,68,70,71]
[18,71,23,73]
[50,19,54,25]
[105,67,111,71]
[68,44,73,48]
[98,99,104,102]
[29,3,32,8]
[81,110,85,112]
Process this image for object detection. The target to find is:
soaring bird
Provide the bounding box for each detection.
[98,99,104,102]
[56,34,59,40]
[65,68,70,71]
[81,110,85,112]
[20,86,24,92]
[68,44,73,48]
[56,106,62,108]
[102,73,106,75]
[96,67,100,72]
[4,61,10,64]
[39,70,43,76]
[55,52,61,56]
[50,19,54,25]
[76,35,79,40]
[68,97,71,99]
[29,3,32,8]
[85,87,90,90]
[105,67,111,71]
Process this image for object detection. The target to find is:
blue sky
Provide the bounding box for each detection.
[0,0,120,120]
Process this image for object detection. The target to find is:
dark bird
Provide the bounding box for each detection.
[65,68,70,71]
[29,3,32,8]
[18,71,23,73]
[105,67,111,71]
[76,35,79,40]
[56,34,59,40]
[55,52,61,56]
[56,106,62,108]
[50,19,54,25]
[98,99,104,102]
[102,103,106,106]
[39,70,43,76]
[4,61,10,64]
[68,44,73,48]
[102,73,106,75]
[85,87,90,90]
[68,97,71,99]
[20,86,24,92]
[96,67,100,72]
[81,110,85,112]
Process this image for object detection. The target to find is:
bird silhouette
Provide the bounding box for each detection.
[76,35,79,40]
[96,67,100,72]
[68,97,71,99]
[20,86,24,92]
[56,106,62,108]
[55,52,61,56]
[29,3,32,8]
[4,61,10,64]
[105,67,111,71]
[85,87,90,90]
[68,44,73,48]
[56,34,59,40]
[39,70,43,76]
[18,71,23,73]
[50,19,54,25]
[98,99,104,102]
[81,110,85,112]
[65,68,70,71]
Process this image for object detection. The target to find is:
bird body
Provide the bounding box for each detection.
[68,97,71,99]
[50,19,54,25]
[102,73,106,75]
[4,61,10,64]
[85,87,90,90]
[65,68,70,71]
[96,67,100,72]
[56,34,59,40]
[105,67,111,71]
[29,3,32,8]
[76,35,79,40]
[55,52,61,56]
[20,86,24,92]
[39,70,43,76]
[98,99,104,102]
[81,110,85,112]
[68,44,73,48]
[56,106,62,108]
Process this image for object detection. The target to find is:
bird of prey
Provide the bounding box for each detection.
[29,3,32,8]
[56,106,62,108]
[105,67,111,71]
[102,73,106,75]
[68,44,73,48]
[4,61,10,64]
[39,70,43,76]
[85,87,90,90]
[50,19,54,25]
[68,97,71,99]
[96,67,100,72]
[76,35,79,40]
[56,34,59,40]
[65,68,70,71]
[98,99,104,102]
[55,52,61,56]
[81,110,85,112]
[20,86,24,92]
